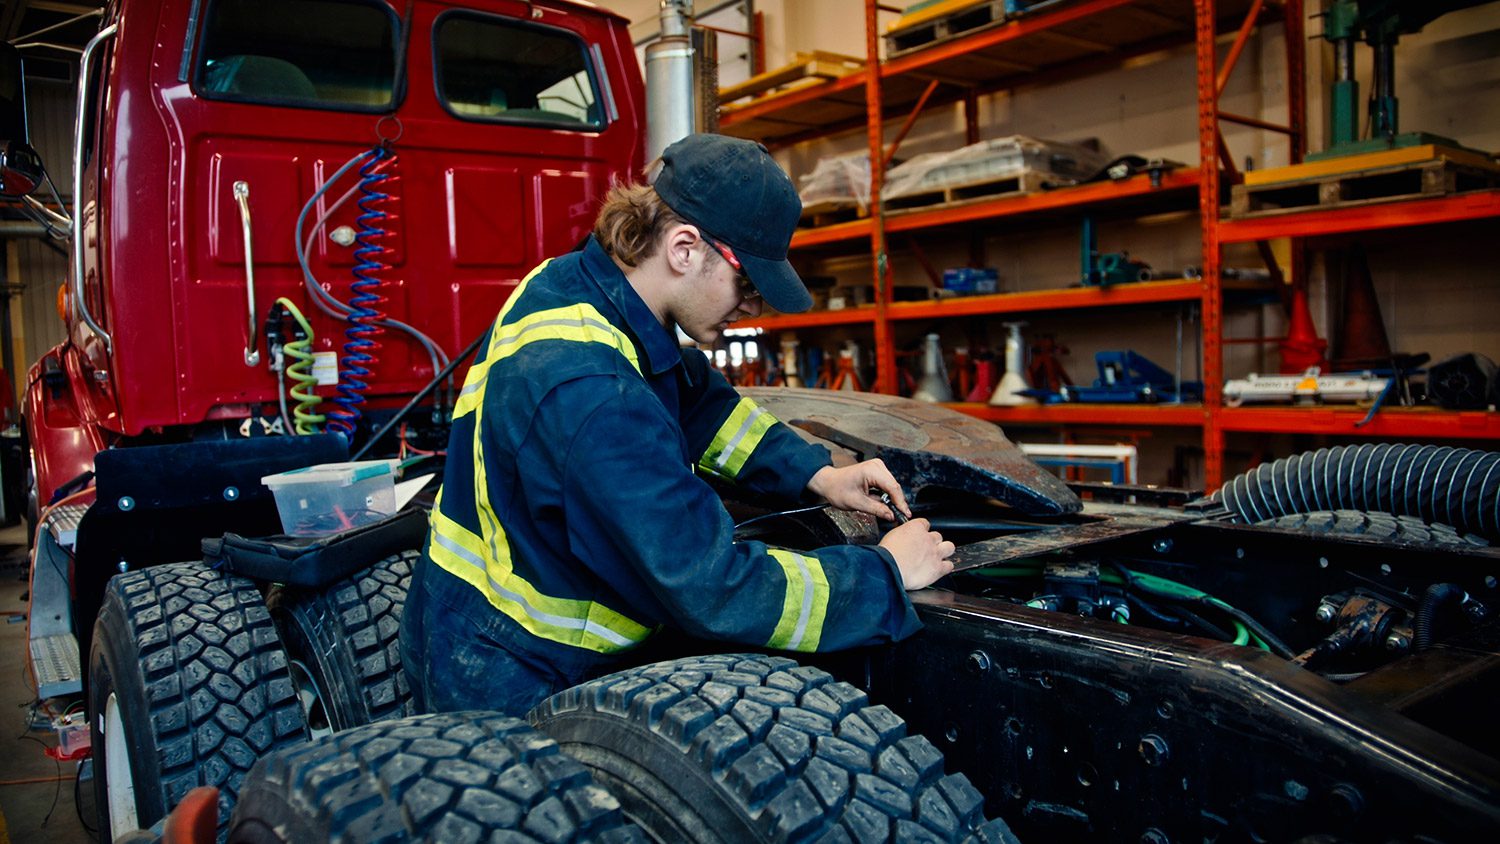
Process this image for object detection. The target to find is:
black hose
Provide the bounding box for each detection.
[351,328,488,462]
[1413,582,1467,651]
[1213,444,1500,542]
[1172,605,1235,642]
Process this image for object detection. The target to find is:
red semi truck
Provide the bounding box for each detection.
[3,3,1010,841]
[7,2,1499,842]
[4,0,649,835]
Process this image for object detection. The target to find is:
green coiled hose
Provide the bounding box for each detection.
[276,297,325,435]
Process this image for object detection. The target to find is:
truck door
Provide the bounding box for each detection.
[146,0,639,432]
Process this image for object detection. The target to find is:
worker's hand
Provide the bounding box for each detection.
[878,518,955,590]
[807,460,910,521]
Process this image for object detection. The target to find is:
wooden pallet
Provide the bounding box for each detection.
[718,51,864,104]
[884,168,1048,210]
[886,0,1010,56]
[799,199,867,228]
[1230,146,1500,218]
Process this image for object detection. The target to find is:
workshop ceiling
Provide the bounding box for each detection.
[2,0,107,83]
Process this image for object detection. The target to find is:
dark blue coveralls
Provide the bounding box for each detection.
[400,236,920,716]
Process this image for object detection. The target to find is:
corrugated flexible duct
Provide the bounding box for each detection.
[1212,444,1500,541]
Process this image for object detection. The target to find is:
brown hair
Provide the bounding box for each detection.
[592,160,687,267]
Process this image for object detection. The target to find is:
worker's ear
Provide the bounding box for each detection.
[662,224,702,277]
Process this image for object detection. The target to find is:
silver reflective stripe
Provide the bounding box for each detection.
[714,405,767,472]
[431,530,637,648]
[787,552,814,650]
[458,374,486,400]
[497,315,619,351]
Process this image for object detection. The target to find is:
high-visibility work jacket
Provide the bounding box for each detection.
[425,236,920,677]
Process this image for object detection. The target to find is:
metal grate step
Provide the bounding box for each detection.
[30,632,82,698]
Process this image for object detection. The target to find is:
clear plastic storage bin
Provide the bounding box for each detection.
[261,459,400,536]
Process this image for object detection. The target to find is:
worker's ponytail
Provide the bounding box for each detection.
[593,159,685,267]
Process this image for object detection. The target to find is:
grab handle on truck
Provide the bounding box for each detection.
[72,23,117,355]
[233,180,261,366]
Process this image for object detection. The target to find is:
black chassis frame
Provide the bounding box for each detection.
[812,512,1500,843]
[53,398,1500,841]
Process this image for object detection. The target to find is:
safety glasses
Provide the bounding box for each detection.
[698,231,760,302]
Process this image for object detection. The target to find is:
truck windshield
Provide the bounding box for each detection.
[434,12,604,130]
[194,0,397,111]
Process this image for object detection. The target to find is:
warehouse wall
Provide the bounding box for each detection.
[3,77,75,413]
[608,0,1499,485]
[5,1,1495,463]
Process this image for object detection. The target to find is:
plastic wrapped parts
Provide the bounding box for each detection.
[883,135,1108,208]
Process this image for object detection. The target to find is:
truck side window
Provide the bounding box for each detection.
[193,0,396,111]
[435,12,604,130]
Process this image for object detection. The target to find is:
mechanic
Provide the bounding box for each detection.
[401,133,956,716]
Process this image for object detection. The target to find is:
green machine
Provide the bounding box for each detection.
[1312,0,1493,161]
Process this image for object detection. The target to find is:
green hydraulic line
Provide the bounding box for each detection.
[971,560,1274,652]
[1232,621,1251,647]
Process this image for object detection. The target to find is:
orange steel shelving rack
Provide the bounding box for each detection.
[723,0,1499,489]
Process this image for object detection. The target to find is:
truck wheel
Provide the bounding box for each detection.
[227,712,647,843]
[529,654,1019,844]
[1256,510,1488,547]
[270,550,418,736]
[89,562,306,842]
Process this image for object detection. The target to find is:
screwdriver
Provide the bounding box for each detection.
[878,491,910,525]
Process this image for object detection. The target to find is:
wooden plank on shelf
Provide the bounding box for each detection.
[886,0,1013,57]
[718,51,865,104]
[884,169,1050,211]
[1241,145,1498,187]
[1230,148,1500,219]
[798,199,867,229]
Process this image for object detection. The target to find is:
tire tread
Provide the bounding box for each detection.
[230,712,645,843]
[531,654,1013,843]
[100,562,305,838]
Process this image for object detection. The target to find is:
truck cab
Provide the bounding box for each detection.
[7,0,645,706]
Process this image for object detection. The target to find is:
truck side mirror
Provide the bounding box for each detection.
[0,43,44,197]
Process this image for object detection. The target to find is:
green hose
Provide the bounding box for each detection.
[276,297,326,435]
[974,560,1276,652]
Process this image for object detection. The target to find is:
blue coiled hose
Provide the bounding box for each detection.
[326,147,397,438]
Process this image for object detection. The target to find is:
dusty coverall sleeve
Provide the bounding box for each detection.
[558,377,921,652]
[677,348,831,503]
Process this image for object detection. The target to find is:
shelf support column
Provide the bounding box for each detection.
[1286,0,1306,165]
[1196,0,1225,490]
[865,0,896,394]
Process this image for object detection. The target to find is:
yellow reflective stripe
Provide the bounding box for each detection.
[453,258,553,420]
[765,549,829,652]
[487,306,641,376]
[429,492,654,652]
[448,262,653,653]
[698,398,775,480]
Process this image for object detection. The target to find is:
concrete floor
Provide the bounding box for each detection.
[0,519,94,843]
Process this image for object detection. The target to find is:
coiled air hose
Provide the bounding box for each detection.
[293,147,454,423]
[272,298,325,435]
[327,148,397,438]
[1212,444,1500,542]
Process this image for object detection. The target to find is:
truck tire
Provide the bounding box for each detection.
[270,550,417,736]
[227,712,647,843]
[529,654,1019,844]
[89,562,306,843]
[1256,510,1488,547]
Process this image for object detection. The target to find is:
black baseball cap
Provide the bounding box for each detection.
[653,133,812,314]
